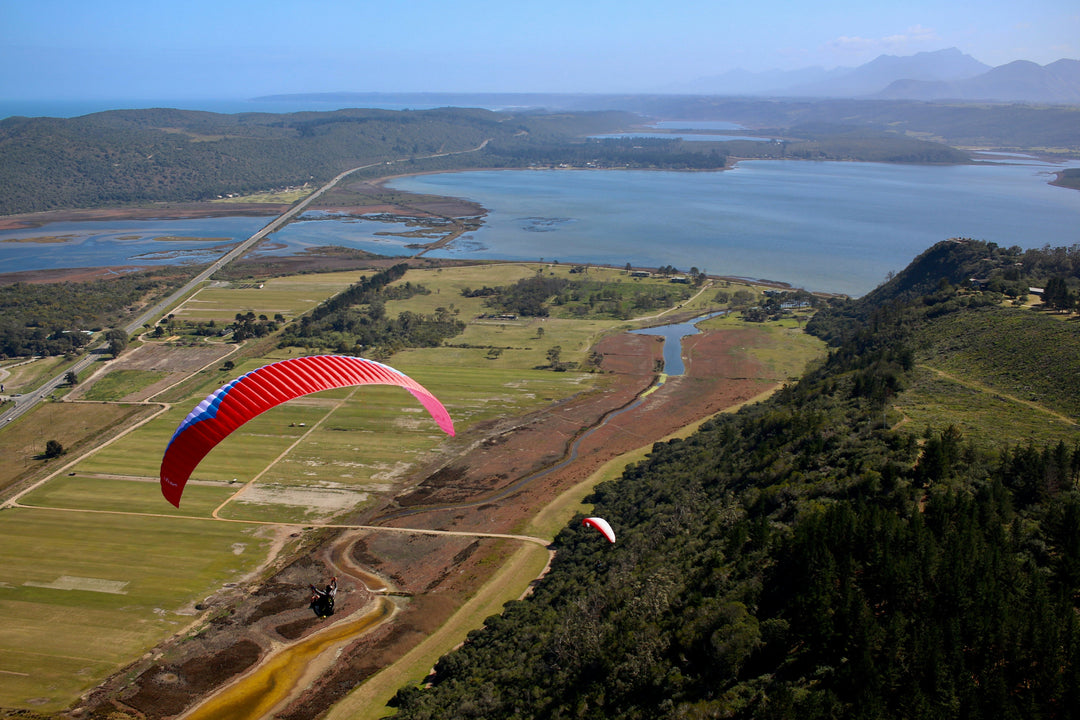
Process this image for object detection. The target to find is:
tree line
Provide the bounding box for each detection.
[276,263,465,357]
[0,108,643,215]
[0,269,190,358]
[388,240,1080,719]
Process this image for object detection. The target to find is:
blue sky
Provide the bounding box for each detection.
[1,0,1077,99]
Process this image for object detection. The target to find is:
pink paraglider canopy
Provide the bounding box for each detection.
[160,355,454,507]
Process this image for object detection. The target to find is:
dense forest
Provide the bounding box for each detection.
[388,239,1080,719]
[0,107,706,215]
[0,268,191,357]
[468,271,698,320]
[1,100,1023,217]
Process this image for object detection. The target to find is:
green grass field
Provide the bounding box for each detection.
[894,305,1080,451]
[0,508,269,712]
[0,402,158,497]
[79,369,171,401]
[896,367,1078,451]
[0,261,802,712]
[171,271,363,324]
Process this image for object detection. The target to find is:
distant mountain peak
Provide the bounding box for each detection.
[679,48,1079,104]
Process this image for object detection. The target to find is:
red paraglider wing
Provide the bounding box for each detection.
[583,516,616,543]
[160,355,454,507]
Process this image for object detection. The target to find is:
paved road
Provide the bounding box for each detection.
[0,139,494,429]
[0,162,381,428]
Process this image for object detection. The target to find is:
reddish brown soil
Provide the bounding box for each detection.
[76,324,780,720]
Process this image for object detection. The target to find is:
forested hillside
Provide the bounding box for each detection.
[0,107,712,215]
[0,101,991,217]
[388,239,1080,719]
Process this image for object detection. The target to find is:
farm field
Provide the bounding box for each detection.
[171,271,363,325]
[0,260,814,715]
[0,508,274,711]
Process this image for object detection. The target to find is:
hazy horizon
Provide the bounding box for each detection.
[1,0,1077,101]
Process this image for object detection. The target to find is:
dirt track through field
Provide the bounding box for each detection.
[18,316,783,719]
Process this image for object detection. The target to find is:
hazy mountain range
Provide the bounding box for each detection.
[673,48,1080,103]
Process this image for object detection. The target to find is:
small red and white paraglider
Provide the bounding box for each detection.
[582,516,616,543]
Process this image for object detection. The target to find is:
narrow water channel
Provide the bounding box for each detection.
[630,311,725,375]
[180,597,395,720]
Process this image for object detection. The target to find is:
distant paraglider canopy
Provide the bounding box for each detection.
[583,516,616,543]
[159,355,454,507]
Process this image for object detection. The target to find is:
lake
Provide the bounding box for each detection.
[590,132,774,142]
[2,157,1078,296]
[0,216,269,273]
[385,158,1080,296]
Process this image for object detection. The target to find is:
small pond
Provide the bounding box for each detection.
[630,311,725,375]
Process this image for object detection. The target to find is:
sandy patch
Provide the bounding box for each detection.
[24,576,129,594]
[235,485,369,513]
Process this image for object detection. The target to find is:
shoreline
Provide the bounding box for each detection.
[0,201,287,231]
[0,166,806,291]
[2,156,1073,290]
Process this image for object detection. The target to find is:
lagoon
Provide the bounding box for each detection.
[2,158,1079,297]
[386,158,1080,296]
[0,216,268,273]
[590,132,773,142]
[631,312,726,375]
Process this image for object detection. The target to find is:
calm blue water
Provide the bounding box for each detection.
[255,211,446,257]
[386,159,1080,296]
[631,311,726,375]
[591,132,773,142]
[3,159,1079,296]
[0,216,268,272]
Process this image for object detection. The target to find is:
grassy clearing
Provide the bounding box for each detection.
[895,367,1078,451]
[79,369,170,401]
[0,508,269,711]
[0,402,157,496]
[912,306,1080,419]
[685,312,826,385]
[211,188,314,204]
[172,271,364,324]
[17,474,238,517]
[0,355,70,395]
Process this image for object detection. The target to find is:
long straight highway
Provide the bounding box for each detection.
[0,138,492,429]
[0,163,383,427]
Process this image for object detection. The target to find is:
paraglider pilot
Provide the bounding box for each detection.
[309,576,337,618]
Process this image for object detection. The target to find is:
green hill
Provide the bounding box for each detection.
[0,108,717,215]
[807,238,1079,343]
[387,240,1080,719]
